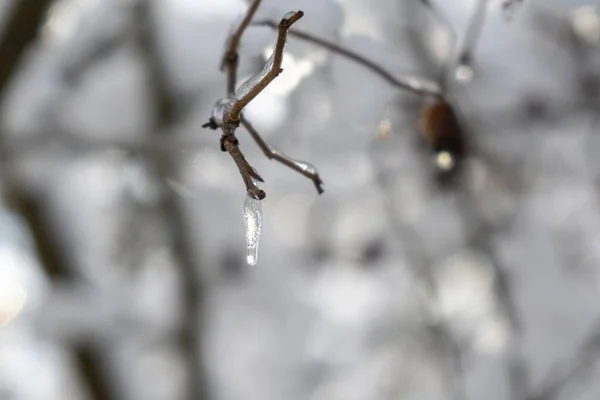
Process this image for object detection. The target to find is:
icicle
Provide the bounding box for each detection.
[243,192,263,266]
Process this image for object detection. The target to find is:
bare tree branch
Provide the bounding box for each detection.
[205,9,325,200]
[221,0,262,95]
[222,134,266,200]
[240,117,324,194]
[0,0,54,92]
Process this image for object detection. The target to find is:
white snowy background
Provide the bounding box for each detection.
[1,0,600,400]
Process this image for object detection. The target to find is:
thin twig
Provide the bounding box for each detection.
[205,9,321,199]
[221,0,263,95]
[222,135,266,199]
[227,11,304,121]
[240,116,324,194]
[252,19,441,97]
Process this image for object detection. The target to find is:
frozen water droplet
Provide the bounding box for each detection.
[455,65,474,84]
[243,193,262,266]
[233,53,275,104]
[271,148,320,175]
[296,160,318,174]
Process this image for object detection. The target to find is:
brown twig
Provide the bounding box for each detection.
[222,135,266,200]
[251,19,442,97]
[205,9,324,199]
[227,11,304,121]
[502,0,524,17]
[220,0,263,95]
[240,116,324,194]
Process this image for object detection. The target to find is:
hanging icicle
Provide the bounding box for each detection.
[243,191,263,266]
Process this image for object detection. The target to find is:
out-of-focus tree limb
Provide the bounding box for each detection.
[0,0,79,278]
[528,318,600,400]
[133,2,210,399]
[0,0,54,93]
[0,3,121,400]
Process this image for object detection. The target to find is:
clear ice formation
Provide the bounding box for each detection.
[271,148,319,175]
[243,192,263,266]
[210,98,231,126]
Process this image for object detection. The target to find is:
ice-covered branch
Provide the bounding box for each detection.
[204,9,324,200]
[227,10,304,121]
[240,117,324,194]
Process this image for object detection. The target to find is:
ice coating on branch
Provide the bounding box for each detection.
[210,98,231,126]
[282,11,298,20]
[232,52,275,104]
[271,148,320,175]
[243,192,262,266]
[295,160,318,175]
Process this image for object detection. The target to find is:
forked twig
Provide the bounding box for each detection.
[204,9,312,200]
[228,10,304,122]
[241,116,324,194]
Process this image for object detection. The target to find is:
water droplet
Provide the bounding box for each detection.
[271,148,319,175]
[455,65,474,84]
[243,193,262,266]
